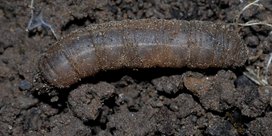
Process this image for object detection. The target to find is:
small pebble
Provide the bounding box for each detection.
[245,35,259,48]
[19,80,32,91]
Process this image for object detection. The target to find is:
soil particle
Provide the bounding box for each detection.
[199,113,239,135]
[68,82,115,121]
[235,75,271,117]
[18,80,32,91]
[245,35,260,48]
[151,75,183,95]
[179,115,202,135]
[184,71,272,118]
[0,93,39,135]
[16,94,38,109]
[0,60,15,81]
[247,112,272,135]
[183,70,237,112]
[116,83,143,111]
[46,112,92,136]
[107,105,157,136]
[39,103,59,117]
[165,94,204,118]
[115,78,158,112]
[22,107,42,132]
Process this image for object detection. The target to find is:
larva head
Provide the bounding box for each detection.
[39,51,79,88]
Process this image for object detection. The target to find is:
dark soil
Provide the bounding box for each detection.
[1,0,272,135]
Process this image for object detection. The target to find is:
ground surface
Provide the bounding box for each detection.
[1,0,272,135]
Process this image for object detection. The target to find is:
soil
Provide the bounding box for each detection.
[1,0,272,135]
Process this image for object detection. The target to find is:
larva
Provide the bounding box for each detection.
[39,19,248,88]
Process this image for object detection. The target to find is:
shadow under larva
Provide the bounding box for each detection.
[39,19,248,88]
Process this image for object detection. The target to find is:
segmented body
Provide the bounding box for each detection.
[39,19,248,88]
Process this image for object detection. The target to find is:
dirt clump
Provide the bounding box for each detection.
[1,0,272,135]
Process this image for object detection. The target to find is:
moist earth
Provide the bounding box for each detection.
[1,0,272,135]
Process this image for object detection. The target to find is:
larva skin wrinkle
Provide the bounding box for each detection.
[39,19,248,88]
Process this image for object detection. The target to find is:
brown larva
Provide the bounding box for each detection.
[39,19,248,88]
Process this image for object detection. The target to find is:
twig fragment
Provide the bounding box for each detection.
[235,0,272,28]
[26,0,58,39]
[238,20,272,28]
[264,53,272,83]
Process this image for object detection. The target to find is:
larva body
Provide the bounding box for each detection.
[39,19,248,88]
